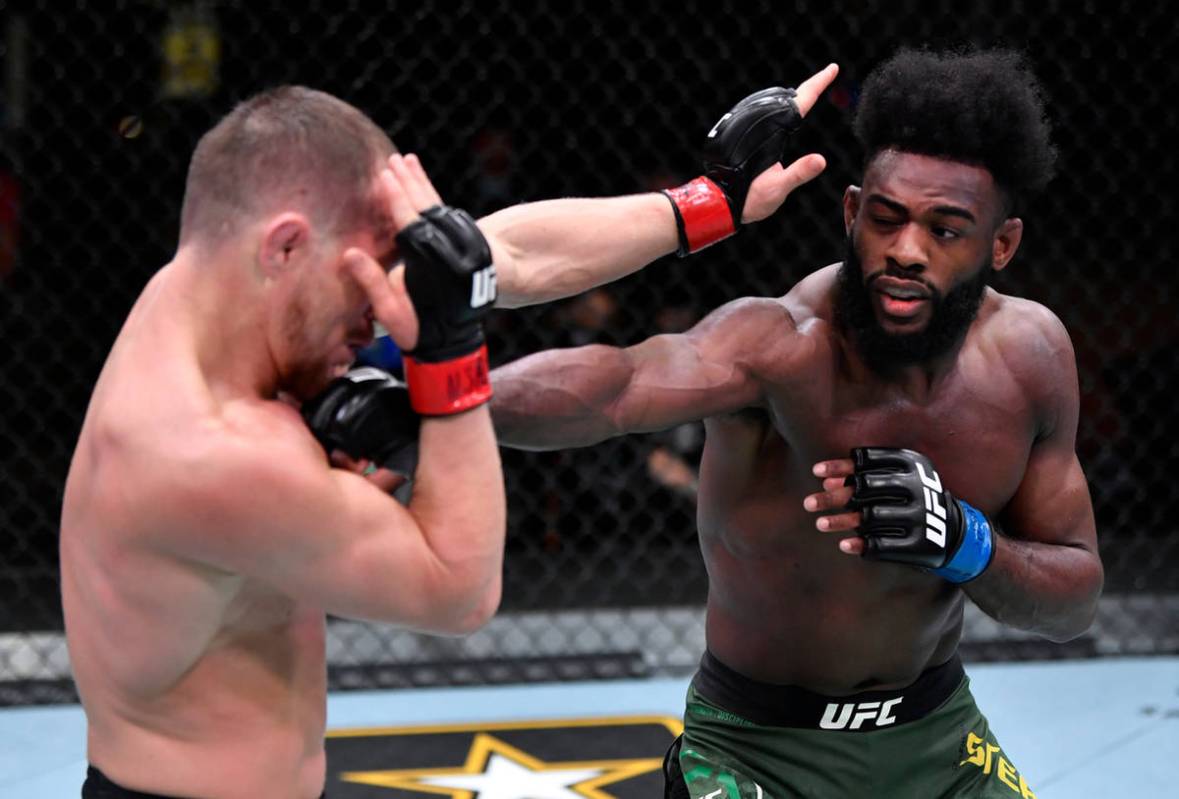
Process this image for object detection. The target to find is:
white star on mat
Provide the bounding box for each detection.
[340,731,664,798]
[415,752,605,798]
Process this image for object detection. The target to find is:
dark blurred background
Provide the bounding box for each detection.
[1,0,1175,701]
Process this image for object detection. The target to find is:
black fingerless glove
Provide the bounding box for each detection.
[301,366,419,478]
[398,205,497,415]
[662,86,803,256]
[845,447,997,583]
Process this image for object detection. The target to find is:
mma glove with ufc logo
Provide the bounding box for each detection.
[663,86,803,255]
[398,205,497,415]
[301,367,419,503]
[845,447,997,583]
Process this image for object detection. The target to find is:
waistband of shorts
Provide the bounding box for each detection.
[690,649,965,731]
[83,765,326,799]
[83,765,180,799]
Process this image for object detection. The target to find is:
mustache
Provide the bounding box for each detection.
[836,233,990,371]
[862,265,939,297]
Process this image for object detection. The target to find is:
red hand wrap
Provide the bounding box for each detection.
[403,345,492,416]
[663,176,736,255]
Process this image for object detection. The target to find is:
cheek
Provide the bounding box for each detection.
[846,232,874,276]
[945,242,992,279]
[281,290,313,348]
[343,281,368,319]
[321,254,366,313]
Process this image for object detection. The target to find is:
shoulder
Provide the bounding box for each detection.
[691,295,801,336]
[979,291,1079,434]
[687,294,809,370]
[783,262,842,322]
[663,265,839,391]
[694,263,844,339]
[984,292,1077,377]
[202,398,326,497]
[148,398,330,543]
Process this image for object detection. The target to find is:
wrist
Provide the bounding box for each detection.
[661,177,736,257]
[931,500,996,584]
[403,345,492,416]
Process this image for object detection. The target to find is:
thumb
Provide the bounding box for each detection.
[367,468,409,495]
[775,153,827,195]
[345,249,419,351]
[741,154,827,224]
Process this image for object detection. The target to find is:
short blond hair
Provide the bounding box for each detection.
[179,86,395,244]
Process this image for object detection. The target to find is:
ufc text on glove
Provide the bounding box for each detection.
[398,205,497,416]
[844,447,997,583]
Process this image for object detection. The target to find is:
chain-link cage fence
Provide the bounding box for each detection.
[1,1,1176,705]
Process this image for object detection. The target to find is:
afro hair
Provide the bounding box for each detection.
[854,47,1057,214]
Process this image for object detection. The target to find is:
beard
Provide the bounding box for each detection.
[279,290,337,401]
[835,235,991,373]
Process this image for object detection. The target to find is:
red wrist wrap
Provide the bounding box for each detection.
[663,176,736,255]
[403,345,492,416]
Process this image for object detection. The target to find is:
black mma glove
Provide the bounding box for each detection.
[398,205,497,415]
[663,86,803,256]
[301,366,420,484]
[845,447,997,583]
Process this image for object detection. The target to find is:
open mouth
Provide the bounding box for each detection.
[877,291,927,319]
[872,277,931,321]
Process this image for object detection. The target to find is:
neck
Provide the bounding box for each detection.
[841,328,966,402]
[167,243,280,402]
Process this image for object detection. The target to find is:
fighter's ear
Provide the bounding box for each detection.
[842,185,861,235]
[259,212,312,279]
[991,216,1023,272]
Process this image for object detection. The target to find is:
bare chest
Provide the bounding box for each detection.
[773,363,1036,512]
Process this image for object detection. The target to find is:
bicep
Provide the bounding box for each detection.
[998,305,1097,553]
[271,467,457,625]
[167,444,455,627]
[613,333,762,432]
[612,298,797,432]
[1001,440,1097,554]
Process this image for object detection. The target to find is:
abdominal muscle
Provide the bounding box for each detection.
[702,547,965,692]
[695,414,965,693]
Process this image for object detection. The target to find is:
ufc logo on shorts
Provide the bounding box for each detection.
[819,697,903,730]
[469,265,497,309]
[917,463,948,548]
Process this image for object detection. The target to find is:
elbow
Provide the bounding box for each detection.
[459,585,503,633]
[438,577,502,636]
[457,579,504,636]
[1043,558,1105,643]
[1041,615,1093,644]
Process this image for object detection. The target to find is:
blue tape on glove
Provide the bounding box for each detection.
[356,335,403,374]
[932,500,994,583]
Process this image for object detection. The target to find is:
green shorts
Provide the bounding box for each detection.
[665,652,1035,799]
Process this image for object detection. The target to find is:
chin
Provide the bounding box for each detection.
[876,316,930,337]
[281,367,335,402]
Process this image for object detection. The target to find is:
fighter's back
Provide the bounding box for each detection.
[60,267,328,798]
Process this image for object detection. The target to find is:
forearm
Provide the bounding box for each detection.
[409,407,506,631]
[491,345,632,450]
[481,194,678,308]
[964,533,1103,642]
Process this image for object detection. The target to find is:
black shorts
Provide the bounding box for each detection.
[82,767,180,799]
[82,765,326,799]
